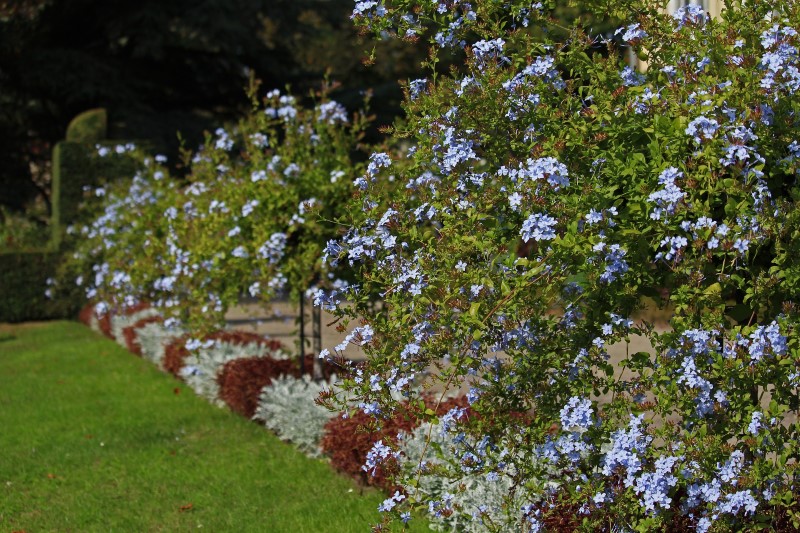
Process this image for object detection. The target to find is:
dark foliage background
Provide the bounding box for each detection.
[0,0,427,215]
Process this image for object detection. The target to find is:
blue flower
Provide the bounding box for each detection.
[656,236,688,262]
[585,209,603,225]
[686,116,719,143]
[717,489,758,516]
[360,401,381,417]
[213,128,233,151]
[378,490,405,512]
[440,406,466,435]
[367,152,392,176]
[472,38,507,67]
[748,411,763,435]
[648,167,685,220]
[746,321,787,362]
[602,415,651,487]
[409,78,427,99]
[351,1,383,19]
[673,5,709,28]
[634,455,681,513]
[317,101,349,124]
[733,238,750,255]
[620,66,645,86]
[467,387,482,404]
[559,396,594,432]
[241,200,259,217]
[718,450,745,483]
[616,23,647,43]
[521,213,557,242]
[633,87,660,114]
[257,232,287,264]
[249,132,269,148]
[437,127,477,172]
[599,244,629,283]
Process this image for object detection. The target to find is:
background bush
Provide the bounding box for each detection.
[0,250,79,322]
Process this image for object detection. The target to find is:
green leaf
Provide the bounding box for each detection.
[727,304,752,323]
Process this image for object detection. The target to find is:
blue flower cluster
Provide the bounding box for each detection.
[363,439,399,476]
[647,167,685,220]
[520,213,557,242]
[672,5,708,29]
[316,101,349,125]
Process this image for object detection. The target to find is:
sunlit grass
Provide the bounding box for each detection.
[0,321,425,532]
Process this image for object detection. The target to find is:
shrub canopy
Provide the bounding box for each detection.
[317,1,800,530]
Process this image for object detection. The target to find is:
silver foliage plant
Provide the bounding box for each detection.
[181,339,292,406]
[110,307,161,347]
[253,374,338,458]
[135,321,184,369]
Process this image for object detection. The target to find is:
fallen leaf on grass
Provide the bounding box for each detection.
[46,473,57,479]
[173,387,181,395]
[179,503,194,512]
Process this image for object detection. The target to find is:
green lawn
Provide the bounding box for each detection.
[0,321,425,532]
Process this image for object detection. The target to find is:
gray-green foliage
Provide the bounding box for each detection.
[181,339,291,406]
[135,321,183,369]
[253,374,337,458]
[109,307,161,348]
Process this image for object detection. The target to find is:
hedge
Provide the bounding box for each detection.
[0,249,79,322]
[0,107,145,322]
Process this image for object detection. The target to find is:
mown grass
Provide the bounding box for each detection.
[0,321,426,532]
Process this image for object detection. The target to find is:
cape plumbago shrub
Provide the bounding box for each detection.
[56,148,181,322]
[63,85,379,334]
[252,374,339,458]
[321,1,800,530]
[395,420,533,533]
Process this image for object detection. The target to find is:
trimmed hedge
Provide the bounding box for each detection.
[65,108,107,142]
[0,110,145,322]
[0,250,79,322]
